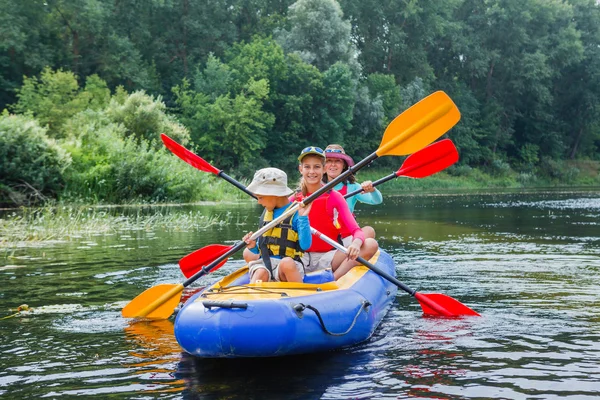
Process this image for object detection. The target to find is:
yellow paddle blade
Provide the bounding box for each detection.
[377,91,460,157]
[122,283,184,320]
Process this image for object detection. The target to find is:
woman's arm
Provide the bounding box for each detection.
[351,182,383,205]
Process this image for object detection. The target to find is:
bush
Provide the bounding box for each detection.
[447,164,473,177]
[11,68,111,138]
[0,113,70,205]
[517,172,537,185]
[105,90,190,146]
[61,118,237,203]
[489,158,512,176]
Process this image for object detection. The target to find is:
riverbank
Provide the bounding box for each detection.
[357,160,600,193]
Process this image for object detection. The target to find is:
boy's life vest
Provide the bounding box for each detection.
[258,208,304,268]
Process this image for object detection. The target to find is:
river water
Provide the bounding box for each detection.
[1,189,600,399]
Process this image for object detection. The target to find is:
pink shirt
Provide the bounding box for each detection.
[291,189,365,251]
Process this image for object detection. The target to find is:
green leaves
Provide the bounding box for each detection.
[0,113,70,205]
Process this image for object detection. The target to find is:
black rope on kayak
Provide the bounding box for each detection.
[293,300,371,336]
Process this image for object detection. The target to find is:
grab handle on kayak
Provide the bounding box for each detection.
[202,300,248,310]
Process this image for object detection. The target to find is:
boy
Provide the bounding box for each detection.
[243,168,312,283]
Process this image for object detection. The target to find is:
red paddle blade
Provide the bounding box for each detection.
[396,139,458,178]
[179,244,232,278]
[161,133,221,175]
[415,292,480,317]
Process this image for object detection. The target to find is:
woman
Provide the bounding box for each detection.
[296,146,378,280]
[323,144,382,240]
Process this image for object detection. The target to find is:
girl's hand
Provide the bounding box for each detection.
[243,232,256,248]
[346,239,362,260]
[298,202,312,217]
[361,181,375,193]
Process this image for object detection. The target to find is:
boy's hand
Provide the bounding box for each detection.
[243,232,256,248]
[361,180,375,193]
[298,202,312,217]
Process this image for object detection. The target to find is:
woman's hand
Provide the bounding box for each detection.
[243,232,256,249]
[346,239,362,260]
[361,180,375,193]
[298,202,312,217]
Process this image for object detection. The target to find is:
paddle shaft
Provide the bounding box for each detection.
[344,141,457,198]
[307,153,378,202]
[310,227,455,317]
[182,203,301,287]
[218,171,257,199]
[344,172,396,199]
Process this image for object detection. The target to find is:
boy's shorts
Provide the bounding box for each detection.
[248,257,305,282]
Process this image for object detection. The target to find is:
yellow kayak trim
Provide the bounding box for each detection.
[194,250,382,302]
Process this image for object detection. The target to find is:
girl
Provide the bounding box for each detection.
[296,146,378,280]
[323,144,382,240]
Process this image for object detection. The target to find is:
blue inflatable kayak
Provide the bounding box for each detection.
[174,249,398,358]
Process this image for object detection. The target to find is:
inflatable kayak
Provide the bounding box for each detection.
[174,249,398,358]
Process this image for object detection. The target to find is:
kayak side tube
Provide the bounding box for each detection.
[174,250,398,358]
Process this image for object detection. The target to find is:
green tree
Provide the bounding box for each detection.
[105,90,190,146]
[0,112,70,205]
[11,68,110,137]
[276,0,357,72]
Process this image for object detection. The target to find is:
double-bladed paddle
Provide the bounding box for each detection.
[178,139,458,278]
[122,90,460,320]
[344,138,458,199]
[310,227,479,317]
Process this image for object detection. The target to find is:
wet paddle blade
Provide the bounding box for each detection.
[161,133,220,175]
[397,139,459,178]
[180,244,232,278]
[415,292,480,317]
[122,283,184,319]
[377,91,460,157]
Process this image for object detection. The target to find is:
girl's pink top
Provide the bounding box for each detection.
[291,189,365,247]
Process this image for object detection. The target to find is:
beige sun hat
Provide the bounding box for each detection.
[246,168,294,197]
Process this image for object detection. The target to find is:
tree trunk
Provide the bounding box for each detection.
[569,127,584,159]
[486,61,494,100]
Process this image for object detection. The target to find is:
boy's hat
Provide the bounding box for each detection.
[246,168,293,197]
[325,144,354,167]
[298,146,325,162]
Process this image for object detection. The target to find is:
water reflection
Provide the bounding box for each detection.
[124,320,185,396]
[176,350,371,399]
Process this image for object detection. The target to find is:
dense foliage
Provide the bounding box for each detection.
[1,0,599,205]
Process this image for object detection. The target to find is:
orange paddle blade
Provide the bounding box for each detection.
[377,91,460,157]
[397,139,459,178]
[415,292,480,317]
[180,244,232,278]
[122,283,184,319]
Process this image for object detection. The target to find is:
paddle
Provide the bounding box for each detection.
[179,244,231,278]
[344,138,458,199]
[122,90,460,320]
[310,227,479,317]
[178,140,457,278]
[160,133,257,199]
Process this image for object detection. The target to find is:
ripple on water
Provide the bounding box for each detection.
[484,197,600,210]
